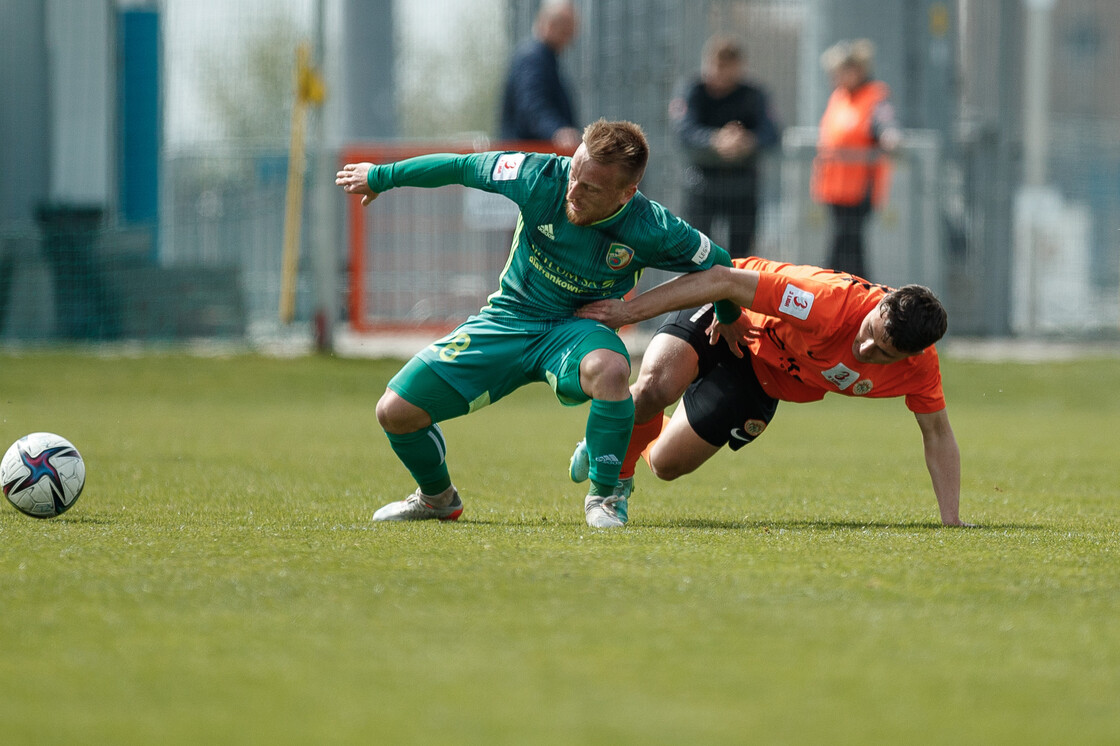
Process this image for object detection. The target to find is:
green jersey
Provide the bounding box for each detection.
[367,151,733,324]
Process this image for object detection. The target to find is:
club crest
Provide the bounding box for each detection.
[743,419,767,437]
[606,243,635,270]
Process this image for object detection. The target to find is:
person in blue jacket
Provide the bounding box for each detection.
[500,1,582,154]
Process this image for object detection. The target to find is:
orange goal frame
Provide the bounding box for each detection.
[340,140,570,334]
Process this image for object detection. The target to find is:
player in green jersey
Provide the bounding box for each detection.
[336,119,740,527]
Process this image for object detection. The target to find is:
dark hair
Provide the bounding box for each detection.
[881,284,947,353]
[581,119,649,185]
[704,35,743,65]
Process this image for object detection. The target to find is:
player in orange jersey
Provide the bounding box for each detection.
[572,256,969,526]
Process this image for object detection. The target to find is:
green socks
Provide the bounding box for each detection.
[385,425,452,496]
[585,397,635,496]
[386,397,634,499]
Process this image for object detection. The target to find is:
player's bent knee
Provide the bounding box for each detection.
[648,458,690,482]
[646,447,698,482]
[632,365,695,417]
[578,349,631,400]
[632,373,685,415]
[376,390,432,434]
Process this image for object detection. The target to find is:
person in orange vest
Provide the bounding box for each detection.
[812,39,901,280]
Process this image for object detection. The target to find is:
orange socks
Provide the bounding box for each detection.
[620,414,668,479]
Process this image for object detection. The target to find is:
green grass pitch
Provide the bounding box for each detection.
[1,350,1118,744]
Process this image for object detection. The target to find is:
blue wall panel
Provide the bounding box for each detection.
[119,8,161,233]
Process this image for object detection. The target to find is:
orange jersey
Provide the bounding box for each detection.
[737,257,945,413]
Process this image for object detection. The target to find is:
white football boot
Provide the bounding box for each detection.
[585,478,634,528]
[373,487,463,522]
[568,439,590,483]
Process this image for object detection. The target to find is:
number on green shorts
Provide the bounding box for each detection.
[438,332,471,362]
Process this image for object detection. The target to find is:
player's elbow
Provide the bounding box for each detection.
[723,267,760,308]
[706,265,744,303]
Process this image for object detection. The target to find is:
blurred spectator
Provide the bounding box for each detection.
[670,35,779,259]
[499,0,581,154]
[36,204,119,340]
[812,39,901,279]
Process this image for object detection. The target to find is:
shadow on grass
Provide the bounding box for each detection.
[453,516,1048,532]
[52,515,116,525]
[636,518,1050,531]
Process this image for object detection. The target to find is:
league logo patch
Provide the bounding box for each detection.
[606,243,635,270]
[690,233,712,265]
[822,363,859,391]
[852,380,873,396]
[491,153,526,181]
[779,284,815,320]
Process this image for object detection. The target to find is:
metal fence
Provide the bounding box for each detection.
[778,127,944,294]
[3,0,1120,344]
[336,132,949,337]
[160,147,294,337]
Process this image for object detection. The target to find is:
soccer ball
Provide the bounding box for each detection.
[1,432,86,518]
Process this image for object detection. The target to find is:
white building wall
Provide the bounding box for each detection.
[46,0,114,205]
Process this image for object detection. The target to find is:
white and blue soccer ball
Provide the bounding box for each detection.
[1,432,86,518]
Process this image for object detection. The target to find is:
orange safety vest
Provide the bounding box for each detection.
[811,80,892,207]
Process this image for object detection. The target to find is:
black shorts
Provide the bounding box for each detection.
[656,305,779,451]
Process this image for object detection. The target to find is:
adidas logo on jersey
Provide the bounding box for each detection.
[538,224,555,240]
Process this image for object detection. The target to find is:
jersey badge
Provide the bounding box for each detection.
[538,224,555,240]
[852,380,874,396]
[492,153,526,181]
[779,284,815,320]
[606,243,635,270]
[822,363,859,391]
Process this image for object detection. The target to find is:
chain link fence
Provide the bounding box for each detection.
[3,0,1119,343]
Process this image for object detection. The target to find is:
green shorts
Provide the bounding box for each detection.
[389,315,630,419]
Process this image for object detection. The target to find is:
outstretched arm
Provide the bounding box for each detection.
[914,408,969,527]
[577,265,760,328]
[336,153,487,207]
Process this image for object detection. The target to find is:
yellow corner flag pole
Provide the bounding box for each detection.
[280,42,326,324]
